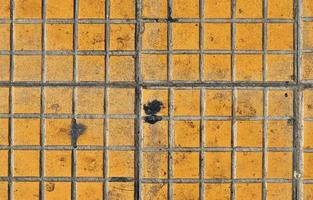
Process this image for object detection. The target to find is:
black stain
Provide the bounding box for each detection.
[143,99,163,124]
[70,119,87,148]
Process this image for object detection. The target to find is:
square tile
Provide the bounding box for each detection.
[142,0,167,18]
[143,121,168,147]
[205,89,232,116]
[173,89,200,116]
[237,120,263,147]
[79,0,105,18]
[77,87,104,114]
[236,152,262,178]
[304,90,313,117]
[142,89,168,116]
[141,54,168,81]
[13,182,39,200]
[0,150,8,176]
[77,150,103,177]
[268,0,293,19]
[108,151,134,177]
[304,184,313,199]
[266,183,292,200]
[45,182,71,200]
[0,87,9,113]
[76,119,104,146]
[203,54,231,81]
[46,24,73,50]
[77,182,103,200]
[267,54,294,81]
[13,87,41,114]
[235,54,263,81]
[47,0,73,18]
[77,55,105,81]
[303,0,313,17]
[0,0,10,18]
[172,54,199,80]
[268,90,293,117]
[237,89,263,116]
[267,23,293,50]
[142,183,168,199]
[174,120,200,147]
[204,23,231,50]
[267,120,293,148]
[267,152,292,179]
[14,24,42,51]
[0,118,9,145]
[108,119,134,146]
[109,56,135,81]
[235,183,262,200]
[204,0,231,18]
[172,0,199,18]
[205,152,231,178]
[14,55,41,81]
[13,118,40,145]
[173,152,199,178]
[15,0,41,19]
[110,0,135,19]
[45,87,72,114]
[110,24,135,50]
[204,184,231,200]
[172,23,199,50]
[0,56,10,81]
[235,23,262,50]
[142,23,167,50]
[0,182,8,200]
[235,0,262,18]
[108,88,135,114]
[78,24,105,50]
[45,119,72,145]
[302,53,313,80]
[13,150,40,176]
[142,152,168,178]
[108,182,134,199]
[304,153,313,179]
[44,150,72,177]
[46,55,73,81]
[0,24,10,50]
[205,120,231,147]
[173,184,199,200]
[303,22,313,49]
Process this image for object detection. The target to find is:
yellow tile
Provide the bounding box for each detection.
[268,120,293,148]
[142,0,167,18]
[45,87,72,114]
[45,182,71,200]
[205,152,231,178]
[13,182,39,200]
[0,150,8,176]
[77,87,104,114]
[172,0,199,18]
[108,88,135,114]
[13,118,40,145]
[304,184,313,200]
[13,87,41,114]
[235,54,263,81]
[205,90,231,116]
[305,122,313,148]
[141,54,168,81]
[172,54,199,80]
[237,89,263,116]
[303,53,313,80]
[14,150,39,176]
[108,151,134,177]
[205,120,231,147]
[46,55,73,81]
[143,152,168,178]
[15,0,41,19]
[267,183,292,200]
[267,152,292,179]
[143,121,168,147]
[77,182,103,200]
[173,152,199,178]
[45,150,72,177]
[142,89,168,116]
[0,87,9,113]
[173,183,199,200]
[0,56,10,81]
[76,119,104,146]
[205,184,230,200]
[110,24,135,50]
[236,152,262,178]
[203,54,231,81]
[304,90,313,117]
[0,119,9,145]
[235,0,262,18]
[46,24,73,50]
[173,89,200,116]
[304,153,313,179]
[0,182,8,200]
[172,23,199,50]
[79,0,105,18]
[267,23,293,50]
[47,0,73,19]
[235,23,262,50]
[108,119,134,146]
[77,56,105,81]
[110,0,135,19]
[303,22,313,49]
[303,0,313,17]
[14,55,41,81]
[108,182,134,199]
[142,183,168,200]
[235,183,262,200]
[204,23,231,50]
[267,54,294,81]
[142,23,167,50]
[109,56,135,81]
[174,120,200,147]
[268,90,293,117]
[237,121,263,147]
[0,24,10,50]
[0,0,10,18]
[45,119,72,145]
[204,0,231,18]
[268,0,293,19]
[78,24,105,50]
[15,24,42,51]
[77,150,103,177]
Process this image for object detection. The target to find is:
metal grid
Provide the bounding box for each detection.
[0,0,310,199]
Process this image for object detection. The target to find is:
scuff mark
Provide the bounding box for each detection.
[70,119,87,148]
[143,100,164,124]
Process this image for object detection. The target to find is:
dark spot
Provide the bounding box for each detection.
[308,104,313,109]
[284,93,288,97]
[144,100,163,115]
[287,119,293,126]
[45,183,55,192]
[167,17,179,23]
[238,8,243,13]
[70,119,87,148]
[144,115,162,124]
